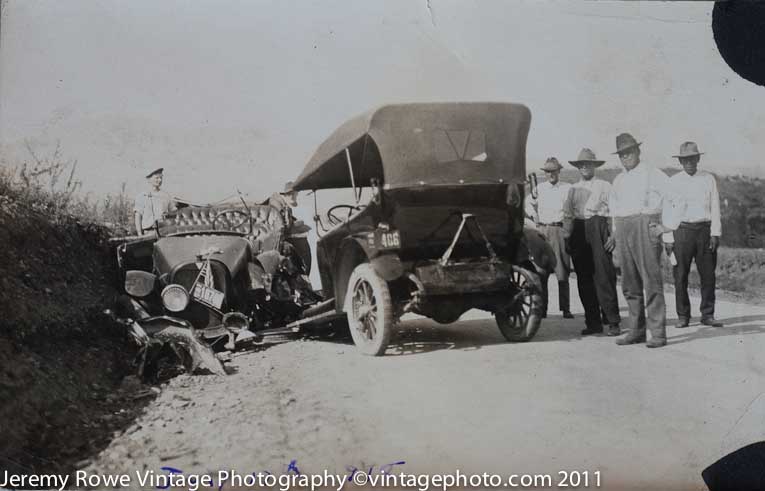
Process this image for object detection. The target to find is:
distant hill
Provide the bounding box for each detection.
[556,168,765,248]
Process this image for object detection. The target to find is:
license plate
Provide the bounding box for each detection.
[192,284,224,309]
[376,230,401,250]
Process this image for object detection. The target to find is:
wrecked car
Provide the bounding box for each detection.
[114,198,319,376]
[290,102,545,355]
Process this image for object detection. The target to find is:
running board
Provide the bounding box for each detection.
[301,298,335,318]
[257,325,301,337]
[285,310,344,329]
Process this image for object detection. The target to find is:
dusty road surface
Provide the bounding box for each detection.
[83,281,765,491]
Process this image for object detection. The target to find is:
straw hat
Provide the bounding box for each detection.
[540,157,563,172]
[672,141,704,158]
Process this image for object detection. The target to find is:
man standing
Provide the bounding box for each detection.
[669,142,723,328]
[609,133,682,348]
[134,167,176,236]
[564,149,621,336]
[534,157,574,319]
[267,181,312,274]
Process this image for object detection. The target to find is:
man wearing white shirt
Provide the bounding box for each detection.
[563,148,621,336]
[668,142,723,328]
[608,133,683,348]
[133,167,176,236]
[535,157,573,319]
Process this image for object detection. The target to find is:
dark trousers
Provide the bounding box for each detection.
[586,216,621,325]
[673,222,717,320]
[570,219,604,328]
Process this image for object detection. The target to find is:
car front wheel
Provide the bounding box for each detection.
[495,265,543,342]
[346,263,393,356]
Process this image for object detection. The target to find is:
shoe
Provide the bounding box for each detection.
[581,326,604,336]
[701,317,723,327]
[541,312,547,319]
[646,338,667,348]
[616,333,646,345]
[562,311,574,319]
[607,324,621,336]
[675,318,690,329]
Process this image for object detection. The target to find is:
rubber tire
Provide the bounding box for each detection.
[495,265,544,342]
[345,263,394,356]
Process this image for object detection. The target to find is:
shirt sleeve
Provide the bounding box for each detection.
[656,170,683,243]
[133,193,144,214]
[609,177,618,233]
[710,174,722,236]
[562,186,575,236]
[524,194,538,222]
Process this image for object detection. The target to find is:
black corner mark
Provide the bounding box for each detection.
[713,2,765,87]
[702,441,765,491]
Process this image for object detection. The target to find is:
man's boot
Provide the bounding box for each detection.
[559,280,573,318]
[616,331,646,345]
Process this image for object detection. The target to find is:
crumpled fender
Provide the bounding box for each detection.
[341,235,404,281]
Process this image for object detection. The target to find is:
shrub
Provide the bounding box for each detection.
[0,140,133,232]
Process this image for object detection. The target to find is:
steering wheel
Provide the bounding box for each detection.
[326,204,363,227]
[211,209,251,233]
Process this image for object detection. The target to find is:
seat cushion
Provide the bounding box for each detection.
[158,204,286,249]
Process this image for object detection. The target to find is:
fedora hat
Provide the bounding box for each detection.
[540,157,563,172]
[145,167,163,178]
[280,181,295,194]
[612,133,642,154]
[672,141,704,159]
[569,148,605,168]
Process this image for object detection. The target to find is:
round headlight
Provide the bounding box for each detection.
[161,284,189,312]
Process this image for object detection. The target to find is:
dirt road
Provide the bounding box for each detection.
[83,282,765,490]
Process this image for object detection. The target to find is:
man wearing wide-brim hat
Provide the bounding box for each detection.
[562,148,621,336]
[133,167,177,236]
[532,157,574,319]
[608,133,683,348]
[668,141,723,328]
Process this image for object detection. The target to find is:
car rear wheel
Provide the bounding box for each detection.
[495,265,543,342]
[346,263,393,356]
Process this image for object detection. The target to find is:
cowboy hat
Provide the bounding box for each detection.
[612,133,642,154]
[672,141,704,159]
[540,157,563,172]
[569,148,605,167]
[145,167,164,178]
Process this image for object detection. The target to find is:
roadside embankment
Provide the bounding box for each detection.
[661,246,765,302]
[0,196,146,475]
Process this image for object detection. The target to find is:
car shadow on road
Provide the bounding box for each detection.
[301,314,607,355]
[387,315,596,355]
[668,314,765,345]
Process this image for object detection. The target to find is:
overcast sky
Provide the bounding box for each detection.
[1,1,762,202]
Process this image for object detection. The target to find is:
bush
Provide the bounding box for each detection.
[661,246,765,298]
[0,140,133,232]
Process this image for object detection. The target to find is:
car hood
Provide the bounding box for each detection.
[153,235,251,276]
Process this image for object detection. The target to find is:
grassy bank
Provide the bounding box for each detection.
[660,247,765,302]
[0,155,147,475]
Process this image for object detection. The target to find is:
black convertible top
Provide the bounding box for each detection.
[293,102,531,191]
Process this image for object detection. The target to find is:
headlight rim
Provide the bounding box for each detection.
[161,284,190,312]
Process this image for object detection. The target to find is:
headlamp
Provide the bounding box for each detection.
[161,284,190,312]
